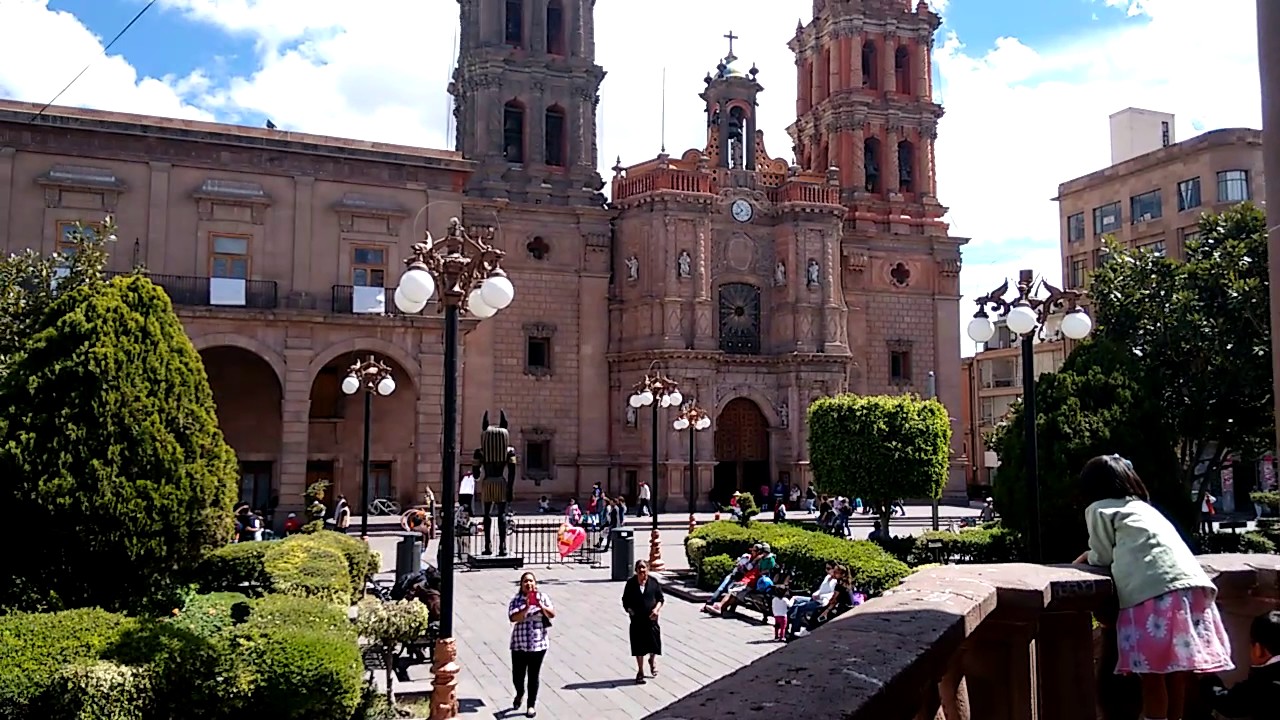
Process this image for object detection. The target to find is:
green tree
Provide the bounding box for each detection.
[807,393,951,533]
[989,339,1182,561]
[0,272,238,612]
[0,219,113,377]
[1089,202,1272,502]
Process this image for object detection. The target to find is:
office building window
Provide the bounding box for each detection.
[1067,213,1085,243]
[210,234,250,279]
[1177,177,1201,211]
[351,247,387,287]
[1216,170,1249,203]
[1139,239,1166,257]
[1092,202,1121,235]
[1069,257,1087,288]
[1129,190,1162,223]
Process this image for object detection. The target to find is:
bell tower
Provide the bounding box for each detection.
[451,0,606,205]
[700,32,762,171]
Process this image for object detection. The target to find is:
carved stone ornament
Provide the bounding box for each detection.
[625,255,639,281]
[625,405,638,428]
[806,258,821,288]
[774,261,787,287]
[677,250,692,279]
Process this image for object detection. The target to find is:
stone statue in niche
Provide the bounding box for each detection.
[807,259,820,288]
[625,255,639,281]
[677,250,692,279]
[778,402,789,428]
[625,406,638,427]
[774,261,787,286]
[865,149,880,192]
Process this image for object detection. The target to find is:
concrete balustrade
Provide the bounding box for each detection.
[645,554,1280,720]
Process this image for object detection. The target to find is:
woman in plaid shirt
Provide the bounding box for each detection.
[508,571,555,718]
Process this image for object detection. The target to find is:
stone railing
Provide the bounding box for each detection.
[646,555,1280,720]
[611,168,716,201]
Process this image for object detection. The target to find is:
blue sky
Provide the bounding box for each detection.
[4,0,1264,352]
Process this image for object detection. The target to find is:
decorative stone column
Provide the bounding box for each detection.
[922,123,939,196]
[851,33,864,88]
[885,125,901,195]
[850,122,866,190]
[882,36,897,93]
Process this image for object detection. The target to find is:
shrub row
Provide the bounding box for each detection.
[685,520,911,596]
[0,595,362,720]
[874,524,1026,566]
[195,530,379,604]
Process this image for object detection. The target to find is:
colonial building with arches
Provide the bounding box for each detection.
[0,0,965,514]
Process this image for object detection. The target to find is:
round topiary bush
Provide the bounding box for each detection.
[0,274,238,613]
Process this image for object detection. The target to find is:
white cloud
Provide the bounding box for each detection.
[0,0,1264,358]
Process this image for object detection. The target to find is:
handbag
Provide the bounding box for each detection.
[541,614,553,628]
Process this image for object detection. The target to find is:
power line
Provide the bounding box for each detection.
[28,0,158,122]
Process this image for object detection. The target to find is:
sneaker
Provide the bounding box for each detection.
[794,628,810,638]
[526,707,537,717]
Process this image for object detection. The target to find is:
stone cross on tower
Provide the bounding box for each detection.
[724,30,738,59]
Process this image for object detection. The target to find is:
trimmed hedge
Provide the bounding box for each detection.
[699,554,736,590]
[877,525,1026,566]
[1193,530,1277,555]
[195,532,378,604]
[685,521,910,595]
[0,595,361,720]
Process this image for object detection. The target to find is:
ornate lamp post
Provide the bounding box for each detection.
[672,401,712,533]
[340,356,396,540]
[967,269,1092,563]
[393,217,515,720]
[628,364,682,571]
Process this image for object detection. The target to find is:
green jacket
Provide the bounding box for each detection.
[1085,497,1214,609]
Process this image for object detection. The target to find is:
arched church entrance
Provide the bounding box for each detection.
[713,398,770,506]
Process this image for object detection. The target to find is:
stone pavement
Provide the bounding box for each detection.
[366,534,784,719]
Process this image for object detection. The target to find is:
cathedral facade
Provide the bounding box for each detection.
[0,0,964,514]
[453,0,967,506]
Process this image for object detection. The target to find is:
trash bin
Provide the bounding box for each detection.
[396,532,422,578]
[610,528,635,581]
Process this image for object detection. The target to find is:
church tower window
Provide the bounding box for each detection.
[504,0,523,46]
[897,140,915,192]
[894,46,911,94]
[861,42,878,90]
[863,137,882,193]
[718,283,762,355]
[503,102,525,163]
[545,106,566,167]
[546,0,566,55]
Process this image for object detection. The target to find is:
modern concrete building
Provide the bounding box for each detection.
[1056,126,1264,290]
[0,0,969,512]
[958,322,1065,491]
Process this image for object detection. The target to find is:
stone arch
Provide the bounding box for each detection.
[714,392,780,429]
[712,396,774,504]
[307,337,421,389]
[191,333,286,387]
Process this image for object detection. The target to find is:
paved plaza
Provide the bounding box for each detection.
[368,533,785,719]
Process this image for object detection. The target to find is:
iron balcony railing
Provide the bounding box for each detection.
[331,285,412,316]
[107,272,278,309]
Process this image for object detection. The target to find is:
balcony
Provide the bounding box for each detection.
[108,272,278,309]
[331,285,410,316]
[650,554,1279,720]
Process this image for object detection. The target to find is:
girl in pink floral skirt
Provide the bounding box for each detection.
[1075,455,1233,720]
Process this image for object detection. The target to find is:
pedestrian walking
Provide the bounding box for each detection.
[508,571,555,718]
[622,559,664,684]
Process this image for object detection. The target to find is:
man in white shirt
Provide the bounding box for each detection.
[459,465,478,518]
[637,482,651,517]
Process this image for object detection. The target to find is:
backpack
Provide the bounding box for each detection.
[391,570,428,601]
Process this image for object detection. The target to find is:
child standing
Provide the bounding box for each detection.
[771,586,791,642]
[1075,455,1234,720]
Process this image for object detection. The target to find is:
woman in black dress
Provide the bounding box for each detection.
[621,559,664,684]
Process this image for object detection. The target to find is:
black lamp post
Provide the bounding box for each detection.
[672,401,711,533]
[628,363,682,571]
[393,217,514,720]
[339,356,396,540]
[967,269,1092,563]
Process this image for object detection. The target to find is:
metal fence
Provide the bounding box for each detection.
[455,514,608,567]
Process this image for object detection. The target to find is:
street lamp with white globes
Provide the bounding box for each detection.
[627,363,683,571]
[392,217,513,719]
[967,269,1091,563]
[672,402,712,533]
[340,356,396,541]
